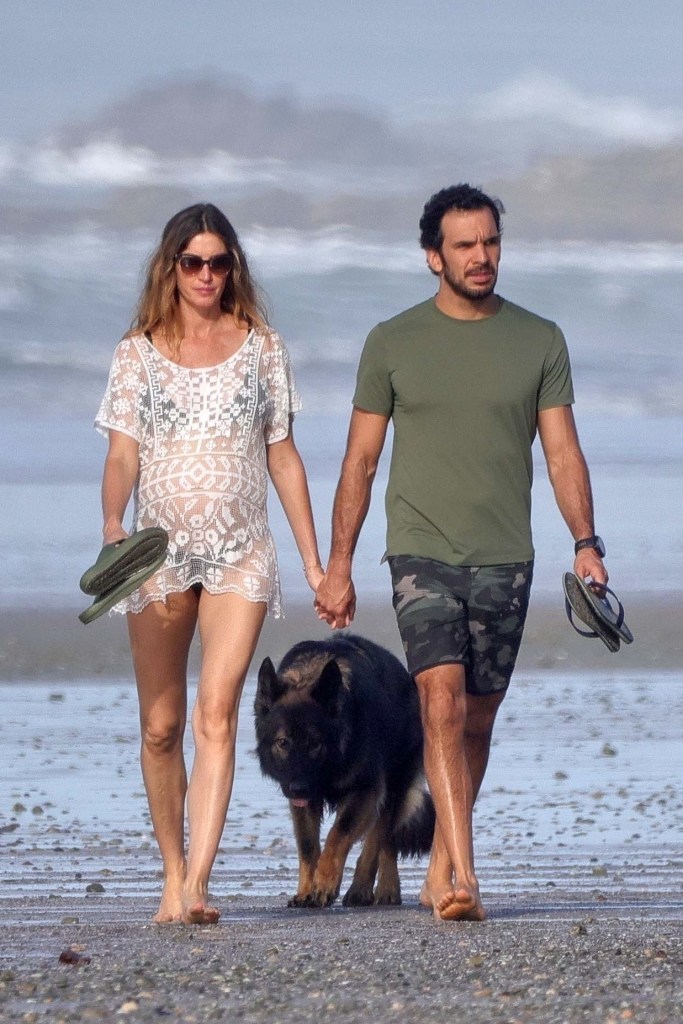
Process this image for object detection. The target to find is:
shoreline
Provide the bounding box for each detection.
[1,589,680,681]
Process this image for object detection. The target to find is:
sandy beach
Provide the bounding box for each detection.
[1,589,681,682]
[1,595,682,1021]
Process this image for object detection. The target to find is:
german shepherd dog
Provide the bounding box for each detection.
[254,634,435,908]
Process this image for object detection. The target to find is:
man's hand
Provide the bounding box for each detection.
[574,548,608,588]
[314,569,357,629]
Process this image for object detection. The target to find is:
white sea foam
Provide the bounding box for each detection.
[1,140,419,194]
[477,73,683,146]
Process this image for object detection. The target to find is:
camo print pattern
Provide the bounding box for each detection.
[389,555,534,695]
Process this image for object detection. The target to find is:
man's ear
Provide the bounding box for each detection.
[425,248,443,276]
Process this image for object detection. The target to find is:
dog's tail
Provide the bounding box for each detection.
[391,785,435,858]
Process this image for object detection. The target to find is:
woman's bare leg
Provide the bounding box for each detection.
[127,591,199,923]
[182,592,267,924]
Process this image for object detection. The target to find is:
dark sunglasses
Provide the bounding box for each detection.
[175,253,232,276]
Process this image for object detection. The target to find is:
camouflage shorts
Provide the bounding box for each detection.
[388,555,534,696]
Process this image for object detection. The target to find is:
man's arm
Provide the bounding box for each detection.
[315,408,389,628]
[537,405,608,585]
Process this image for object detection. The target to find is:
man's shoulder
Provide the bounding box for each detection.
[369,299,436,339]
[499,299,561,336]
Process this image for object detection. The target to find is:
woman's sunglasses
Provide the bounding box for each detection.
[175,253,232,276]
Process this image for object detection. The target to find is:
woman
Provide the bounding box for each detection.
[94,203,324,924]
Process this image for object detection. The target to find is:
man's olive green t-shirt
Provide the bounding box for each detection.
[353,298,574,566]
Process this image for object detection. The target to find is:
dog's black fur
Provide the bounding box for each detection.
[254,634,434,908]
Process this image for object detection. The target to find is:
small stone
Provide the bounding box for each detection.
[117,1000,139,1015]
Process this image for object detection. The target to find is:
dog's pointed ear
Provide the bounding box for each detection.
[311,659,343,713]
[255,657,286,715]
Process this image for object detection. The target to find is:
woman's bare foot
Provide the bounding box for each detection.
[153,873,185,924]
[182,887,220,925]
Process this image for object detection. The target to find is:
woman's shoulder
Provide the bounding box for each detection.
[113,332,152,361]
[252,325,290,358]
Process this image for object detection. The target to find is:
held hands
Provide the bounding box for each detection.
[314,568,357,629]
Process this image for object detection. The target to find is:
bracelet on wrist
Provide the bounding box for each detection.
[302,562,323,576]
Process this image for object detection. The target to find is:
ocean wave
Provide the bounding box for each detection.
[477,73,683,146]
[1,140,420,195]
[3,228,683,296]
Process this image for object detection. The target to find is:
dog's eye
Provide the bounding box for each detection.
[308,741,322,758]
[274,736,291,754]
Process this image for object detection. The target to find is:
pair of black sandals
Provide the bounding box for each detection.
[563,572,633,653]
[78,528,169,624]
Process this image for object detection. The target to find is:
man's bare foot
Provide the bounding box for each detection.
[436,887,486,922]
[419,872,455,913]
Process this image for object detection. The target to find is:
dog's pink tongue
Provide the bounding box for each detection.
[290,798,309,808]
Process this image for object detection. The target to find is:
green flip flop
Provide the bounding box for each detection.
[562,572,634,653]
[79,528,169,596]
[78,560,166,624]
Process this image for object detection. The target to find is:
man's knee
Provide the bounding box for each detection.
[465,690,505,743]
[415,664,468,733]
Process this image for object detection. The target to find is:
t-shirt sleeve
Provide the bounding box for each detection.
[352,325,394,416]
[262,333,302,444]
[538,325,575,410]
[94,338,147,442]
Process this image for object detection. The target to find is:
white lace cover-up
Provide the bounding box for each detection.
[94,330,302,616]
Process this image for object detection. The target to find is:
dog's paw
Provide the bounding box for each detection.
[342,885,375,907]
[308,887,339,908]
[287,890,337,909]
[373,888,402,906]
[287,892,312,908]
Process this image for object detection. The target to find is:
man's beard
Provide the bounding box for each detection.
[442,264,497,302]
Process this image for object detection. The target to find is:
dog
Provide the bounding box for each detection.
[254,634,434,908]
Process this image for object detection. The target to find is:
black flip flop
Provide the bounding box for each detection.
[562,572,634,653]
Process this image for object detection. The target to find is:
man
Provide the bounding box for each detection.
[314,184,608,921]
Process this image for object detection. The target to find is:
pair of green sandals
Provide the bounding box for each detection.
[78,528,169,624]
[79,533,632,653]
[563,572,633,653]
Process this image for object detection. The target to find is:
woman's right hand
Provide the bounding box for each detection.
[102,523,129,546]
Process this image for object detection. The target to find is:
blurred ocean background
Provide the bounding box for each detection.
[0,1,682,613]
[1,222,681,609]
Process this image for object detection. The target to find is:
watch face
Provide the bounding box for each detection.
[594,536,606,557]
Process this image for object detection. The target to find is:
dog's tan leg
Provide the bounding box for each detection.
[309,792,378,907]
[343,819,383,906]
[374,844,401,905]
[288,803,322,907]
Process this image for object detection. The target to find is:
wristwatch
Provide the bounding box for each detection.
[574,535,606,557]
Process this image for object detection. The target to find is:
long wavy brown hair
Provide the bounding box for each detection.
[128,203,269,360]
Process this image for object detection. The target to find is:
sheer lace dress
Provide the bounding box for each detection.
[95,329,301,616]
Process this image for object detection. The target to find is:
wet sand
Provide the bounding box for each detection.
[1,596,682,1021]
[0,589,681,681]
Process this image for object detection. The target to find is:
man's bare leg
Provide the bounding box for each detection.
[416,667,505,921]
[128,592,199,923]
[182,592,266,924]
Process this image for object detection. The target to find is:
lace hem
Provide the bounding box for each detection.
[108,566,282,618]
